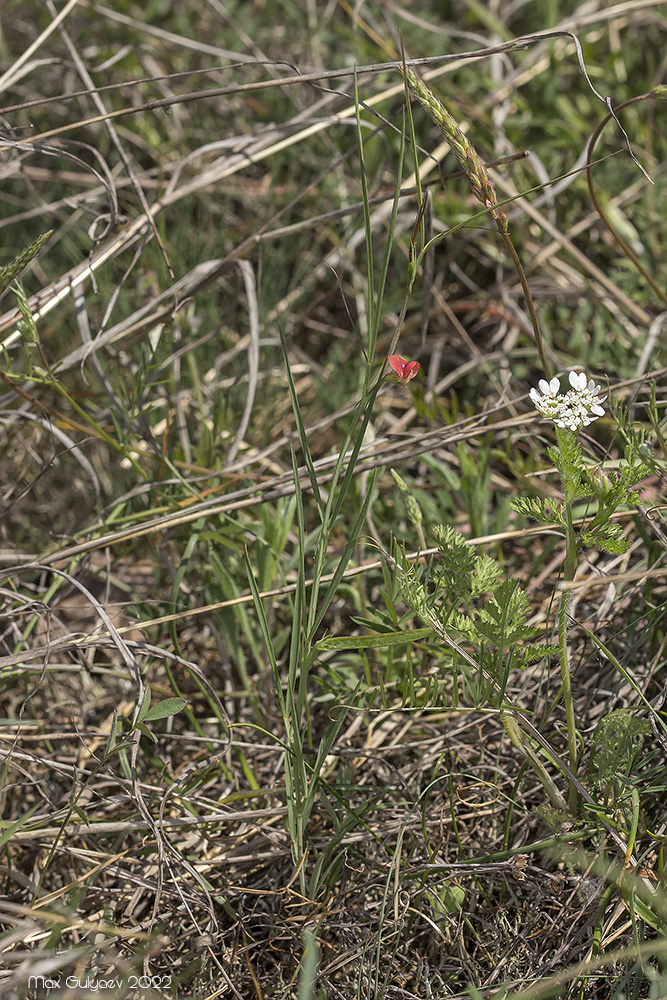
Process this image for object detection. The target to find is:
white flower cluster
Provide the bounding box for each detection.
[529,371,605,432]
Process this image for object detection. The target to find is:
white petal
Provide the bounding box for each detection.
[548,376,561,394]
[569,371,586,390]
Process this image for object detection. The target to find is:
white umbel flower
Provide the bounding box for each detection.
[530,371,605,432]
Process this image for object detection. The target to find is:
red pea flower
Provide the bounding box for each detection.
[387,355,420,384]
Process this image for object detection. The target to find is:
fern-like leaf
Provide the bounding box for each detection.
[511,496,565,527]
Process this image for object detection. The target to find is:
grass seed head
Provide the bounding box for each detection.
[402,66,508,231]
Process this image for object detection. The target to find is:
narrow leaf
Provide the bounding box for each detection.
[316,627,432,651]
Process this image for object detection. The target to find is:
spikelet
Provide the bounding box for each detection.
[402,66,508,233]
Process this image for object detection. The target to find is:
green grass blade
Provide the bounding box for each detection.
[279,326,324,517]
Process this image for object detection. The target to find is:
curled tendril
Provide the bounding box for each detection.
[644,503,667,522]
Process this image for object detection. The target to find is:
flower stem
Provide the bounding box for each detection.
[559,486,580,812]
[499,229,551,379]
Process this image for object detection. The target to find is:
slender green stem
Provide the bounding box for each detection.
[499,229,551,379]
[501,711,568,812]
[559,491,580,812]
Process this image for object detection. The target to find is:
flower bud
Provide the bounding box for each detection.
[589,465,612,500]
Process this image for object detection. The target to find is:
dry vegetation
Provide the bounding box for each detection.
[0,2,666,998]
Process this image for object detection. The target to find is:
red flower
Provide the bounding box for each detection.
[387,355,420,384]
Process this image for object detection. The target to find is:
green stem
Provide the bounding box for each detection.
[559,495,579,812]
[501,711,568,812]
[499,229,551,378]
